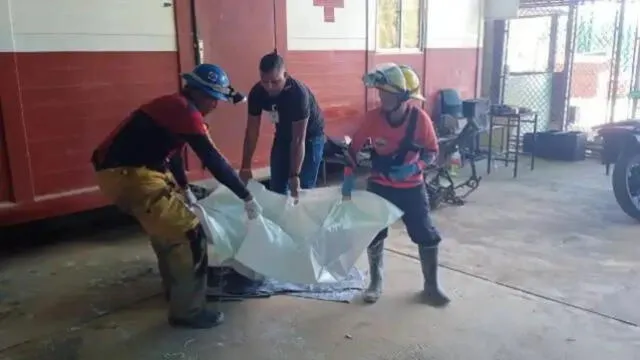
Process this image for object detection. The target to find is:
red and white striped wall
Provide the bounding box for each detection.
[0,0,181,223]
[285,0,484,136]
[0,0,484,225]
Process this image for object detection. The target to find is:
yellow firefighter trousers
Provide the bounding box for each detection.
[95,167,207,320]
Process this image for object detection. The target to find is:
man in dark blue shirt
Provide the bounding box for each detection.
[239,51,325,197]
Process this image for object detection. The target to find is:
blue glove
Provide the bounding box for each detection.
[388,163,420,182]
[341,172,356,198]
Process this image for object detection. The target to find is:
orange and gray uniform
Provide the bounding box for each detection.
[91,92,250,321]
[347,104,442,247]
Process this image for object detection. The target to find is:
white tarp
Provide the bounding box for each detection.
[192,180,403,285]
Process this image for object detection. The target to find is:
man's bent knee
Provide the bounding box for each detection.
[406,218,442,247]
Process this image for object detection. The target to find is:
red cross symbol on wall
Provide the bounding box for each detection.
[313,0,344,23]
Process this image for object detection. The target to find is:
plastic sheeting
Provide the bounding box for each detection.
[192,180,403,285]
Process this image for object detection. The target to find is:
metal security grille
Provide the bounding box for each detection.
[518,0,619,8]
[501,15,558,132]
[520,0,574,8]
[567,1,633,128]
[518,6,569,17]
[502,74,553,132]
[497,0,640,131]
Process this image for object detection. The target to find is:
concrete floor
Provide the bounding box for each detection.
[1,158,640,359]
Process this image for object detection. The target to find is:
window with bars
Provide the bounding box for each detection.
[377,0,425,50]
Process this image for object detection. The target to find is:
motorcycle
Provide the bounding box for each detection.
[323,116,483,210]
[594,119,640,221]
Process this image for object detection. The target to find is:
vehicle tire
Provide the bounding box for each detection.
[612,151,640,221]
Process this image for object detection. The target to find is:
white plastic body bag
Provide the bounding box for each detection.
[191,180,403,285]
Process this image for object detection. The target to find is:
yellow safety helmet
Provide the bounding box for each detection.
[362,63,425,101]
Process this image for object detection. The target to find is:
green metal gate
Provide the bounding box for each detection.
[501,8,568,132]
[500,0,640,130]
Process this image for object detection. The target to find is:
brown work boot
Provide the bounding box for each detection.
[168,309,224,329]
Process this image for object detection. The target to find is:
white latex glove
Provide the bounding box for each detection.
[244,198,262,220]
[184,188,198,206]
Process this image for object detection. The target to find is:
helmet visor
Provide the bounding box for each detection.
[362,71,388,89]
[363,63,403,91]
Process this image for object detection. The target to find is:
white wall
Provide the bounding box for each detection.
[427,0,483,49]
[485,0,519,20]
[286,0,375,51]
[0,0,14,51]
[0,0,176,52]
[287,0,483,52]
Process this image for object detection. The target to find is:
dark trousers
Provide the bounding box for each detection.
[368,181,442,248]
[269,135,325,194]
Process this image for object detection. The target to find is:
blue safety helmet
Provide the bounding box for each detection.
[181,63,234,102]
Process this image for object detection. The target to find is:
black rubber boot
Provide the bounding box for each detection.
[168,309,225,329]
[363,239,384,303]
[418,245,450,307]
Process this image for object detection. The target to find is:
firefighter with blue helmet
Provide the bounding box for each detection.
[91,63,260,329]
[182,64,247,104]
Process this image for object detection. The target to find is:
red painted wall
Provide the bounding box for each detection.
[0,52,27,205]
[0,54,10,202]
[287,48,479,138]
[18,52,179,196]
[0,0,480,225]
[189,0,278,175]
[0,51,179,224]
[287,51,367,137]
[0,0,285,225]
[286,52,430,138]
[0,97,9,202]
[424,48,480,108]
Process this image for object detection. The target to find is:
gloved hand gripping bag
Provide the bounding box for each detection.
[193,180,403,284]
